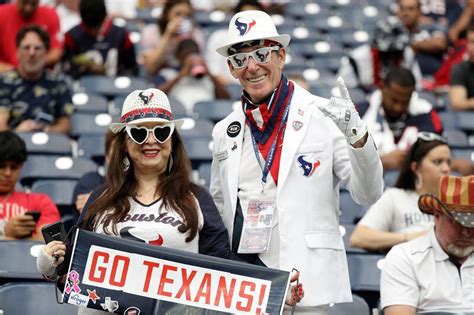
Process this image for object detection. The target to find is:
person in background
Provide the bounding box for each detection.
[338,16,422,92]
[362,67,443,171]
[211,10,383,314]
[0,0,63,72]
[140,0,205,76]
[350,132,451,252]
[449,24,474,110]
[63,0,138,79]
[398,0,448,77]
[381,175,474,314]
[0,25,74,134]
[0,130,61,240]
[156,38,230,113]
[72,130,114,215]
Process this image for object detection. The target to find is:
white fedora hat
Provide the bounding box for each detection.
[109,88,184,134]
[216,10,291,57]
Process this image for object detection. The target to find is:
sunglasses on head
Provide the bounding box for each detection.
[125,124,174,144]
[417,132,447,143]
[227,46,280,69]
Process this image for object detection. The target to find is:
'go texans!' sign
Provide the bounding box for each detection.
[62,229,290,314]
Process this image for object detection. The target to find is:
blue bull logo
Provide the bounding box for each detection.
[235,17,256,36]
[297,155,321,177]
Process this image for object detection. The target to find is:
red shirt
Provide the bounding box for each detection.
[0,191,61,231]
[0,3,62,66]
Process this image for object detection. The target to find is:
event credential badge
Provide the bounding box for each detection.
[238,197,275,253]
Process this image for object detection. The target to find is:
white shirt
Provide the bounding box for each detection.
[381,228,474,313]
[237,125,280,268]
[358,188,434,233]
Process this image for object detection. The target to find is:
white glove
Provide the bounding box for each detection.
[36,246,57,277]
[318,77,367,145]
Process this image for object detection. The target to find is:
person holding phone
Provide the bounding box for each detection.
[37,88,303,312]
[0,131,61,240]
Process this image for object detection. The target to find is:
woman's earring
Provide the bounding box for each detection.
[415,173,423,190]
[122,156,130,172]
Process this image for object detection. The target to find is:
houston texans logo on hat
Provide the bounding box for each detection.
[297,155,321,177]
[235,17,256,36]
[138,91,154,105]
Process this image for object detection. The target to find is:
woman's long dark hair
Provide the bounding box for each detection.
[394,138,447,190]
[158,0,192,34]
[81,129,199,242]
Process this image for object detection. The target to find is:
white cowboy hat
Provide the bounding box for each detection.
[109,88,184,134]
[216,10,291,57]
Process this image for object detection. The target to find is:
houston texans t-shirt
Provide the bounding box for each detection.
[94,197,203,253]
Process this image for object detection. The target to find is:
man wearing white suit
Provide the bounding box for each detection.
[210,10,384,314]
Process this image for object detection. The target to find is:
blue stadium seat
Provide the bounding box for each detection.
[76,134,106,165]
[226,83,242,101]
[455,111,474,133]
[339,190,367,224]
[72,92,108,113]
[0,282,77,314]
[193,100,233,122]
[179,118,215,139]
[79,75,151,99]
[198,162,212,189]
[328,294,371,315]
[20,156,97,187]
[443,129,469,148]
[339,224,368,254]
[0,241,43,282]
[384,170,400,188]
[451,149,474,162]
[438,111,457,130]
[17,132,72,156]
[31,179,77,208]
[182,137,213,168]
[347,253,385,291]
[71,112,114,138]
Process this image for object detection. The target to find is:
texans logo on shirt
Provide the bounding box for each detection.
[297,155,321,177]
[119,226,164,245]
[235,17,256,36]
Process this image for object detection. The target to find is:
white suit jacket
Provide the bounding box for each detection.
[210,84,384,307]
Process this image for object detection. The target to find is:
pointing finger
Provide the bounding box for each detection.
[337,77,351,101]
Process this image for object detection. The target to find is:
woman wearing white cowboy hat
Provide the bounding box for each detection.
[210,9,384,314]
[381,175,474,314]
[37,88,236,315]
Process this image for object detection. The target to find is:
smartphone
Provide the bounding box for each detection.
[41,221,67,244]
[41,221,70,276]
[25,211,41,223]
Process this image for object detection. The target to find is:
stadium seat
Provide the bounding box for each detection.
[182,137,213,168]
[0,282,77,314]
[20,156,97,187]
[198,162,212,189]
[226,83,242,100]
[339,190,367,224]
[0,241,43,282]
[438,111,457,130]
[384,170,400,188]
[79,75,151,99]
[339,224,368,254]
[179,118,215,139]
[17,132,72,156]
[443,129,469,148]
[347,253,385,291]
[451,149,474,162]
[31,179,77,209]
[71,112,114,138]
[193,100,234,122]
[76,134,106,165]
[455,111,474,133]
[72,92,108,113]
[328,294,371,315]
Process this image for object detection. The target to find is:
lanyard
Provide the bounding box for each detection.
[249,101,291,186]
